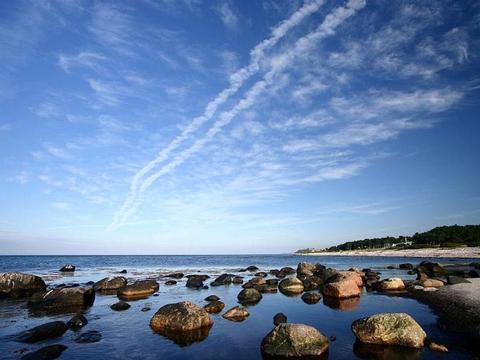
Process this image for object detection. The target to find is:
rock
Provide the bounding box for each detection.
[186,274,210,281]
[301,275,323,291]
[323,279,360,299]
[210,274,235,286]
[222,306,249,322]
[67,314,88,330]
[232,276,244,284]
[387,265,395,269]
[21,345,67,360]
[119,269,127,274]
[417,261,445,277]
[323,296,360,311]
[141,306,151,312]
[237,288,262,304]
[165,280,177,285]
[16,321,68,343]
[296,262,318,277]
[59,264,75,272]
[93,277,127,291]
[205,295,220,302]
[352,313,426,348]
[278,277,304,295]
[110,300,130,311]
[254,272,268,278]
[301,292,321,304]
[269,269,279,275]
[166,272,183,279]
[378,277,405,291]
[150,301,213,333]
[246,266,259,272]
[420,279,444,288]
[273,313,287,325]
[275,271,287,279]
[28,287,95,310]
[117,280,159,299]
[447,276,471,285]
[256,284,278,293]
[399,263,414,270]
[265,278,279,286]
[203,300,225,314]
[280,266,296,275]
[250,277,267,286]
[186,277,204,289]
[0,272,47,298]
[328,271,363,287]
[74,330,102,343]
[429,341,448,352]
[261,323,329,357]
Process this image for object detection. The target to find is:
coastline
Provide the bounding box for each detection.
[297,247,480,258]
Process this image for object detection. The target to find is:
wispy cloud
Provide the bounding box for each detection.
[215,1,239,30]
[58,52,107,73]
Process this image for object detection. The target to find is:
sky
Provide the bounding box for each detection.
[0,0,479,255]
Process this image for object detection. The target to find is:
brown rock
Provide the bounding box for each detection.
[93,277,127,291]
[278,277,304,295]
[429,341,448,352]
[222,306,249,322]
[323,279,360,299]
[378,277,405,291]
[117,280,159,299]
[203,300,225,314]
[150,301,213,332]
[28,287,95,310]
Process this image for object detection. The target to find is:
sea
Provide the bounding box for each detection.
[0,254,478,359]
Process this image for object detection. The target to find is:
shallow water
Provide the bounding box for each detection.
[0,255,478,359]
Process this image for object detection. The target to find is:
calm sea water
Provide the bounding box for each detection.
[0,255,478,360]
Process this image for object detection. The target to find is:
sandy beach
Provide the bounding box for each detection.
[299,247,480,258]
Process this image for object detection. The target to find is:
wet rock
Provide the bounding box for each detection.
[205,295,220,302]
[93,277,127,291]
[0,272,47,299]
[278,277,304,295]
[165,280,177,285]
[59,264,75,272]
[328,271,363,287]
[447,276,471,285]
[378,278,405,291]
[387,265,395,269]
[74,330,102,343]
[420,279,444,288]
[110,300,130,311]
[232,276,244,284]
[399,263,414,270]
[117,280,159,299]
[67,314,88,330]
[269,269,280,276]
[323,279,360,299]
[265,278,279,286]
[166,272,184,279]
[301,292,321,304]
[186,275,208,289]
[28,287,95,310]
[16,321,68,343]
[275,271,287,279]
[273,313,287,325]
[330,335,336,341]
[416,261,445,277]
[254,272,268,277]
[203,300,225,314]
[150,301,213,332]
[246,266,259,272]
[261,323,329,358]
[296,262,320,277]
[142,306,151,312]
[237,288,262,304]
[21,344,67,360]
[222,306,249,322]
[352,313,426,348]
[280,266,295,275]
[301,275,324,291]
[119,269,127,274]
[210,274,235,286]
[256,284,278,293]
[429,341,448,352]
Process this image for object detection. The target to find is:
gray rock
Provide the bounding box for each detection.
[0,272,46,298]
[28,287,95,310]
[59,264,75,272]
[93,277,127,291]
[110,300,130,311]
[16,321,68,343]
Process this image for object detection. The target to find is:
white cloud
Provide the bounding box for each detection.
[58,51,106,73]
[215,2,239,30]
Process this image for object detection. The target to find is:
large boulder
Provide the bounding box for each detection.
[297,262,319,277]
[323,279,360,299]
[261,323,329,358]
[59,264,75,272]
[278,277,304,295]
[378,278,405,291]
[351,313,426,348]
[328,271,363,287]
[222,306,249,322]
[0,272,46,298]
[28,287,95,310]
[21,344,68,360]
[150,301,213,332]
[117,280,159,299]
[237,288,262,304]
[186,276,207,289]
[16,321,68,343]
[93,277,127,291]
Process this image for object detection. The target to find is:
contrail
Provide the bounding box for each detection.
[109,0,326,229]
[108,0,367,230]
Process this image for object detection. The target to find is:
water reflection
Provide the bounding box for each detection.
[323,296,360,311]
[262,350,329,360]
[353,342,423,360]
[153,327,211,347]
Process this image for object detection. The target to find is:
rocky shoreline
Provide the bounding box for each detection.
[1,260,480,359]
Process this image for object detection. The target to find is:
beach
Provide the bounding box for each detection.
[300,247,480,258]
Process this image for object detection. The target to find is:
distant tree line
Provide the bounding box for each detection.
[296,225,480,253]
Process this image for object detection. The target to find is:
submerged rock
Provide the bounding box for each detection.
[150,301,213,332]
[222,306,249,322]
[351,313,426,348]
[302,292,321,304]
[93,277,127,291]
[237,288,262,304]
[67,314,88,330]
[278,277,304,295]
[59,264,75,272]
[203,300,225,314]
[110,300,130,311]
[117,280,159,299]
[16,321,68,343]
[21,344,67,360]
[74,330,102,343]
[261,323,329,358]
[273,312,287,325]
[28,287,95,310]
[0,272,46,299]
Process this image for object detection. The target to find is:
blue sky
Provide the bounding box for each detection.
[1,0,479,254]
